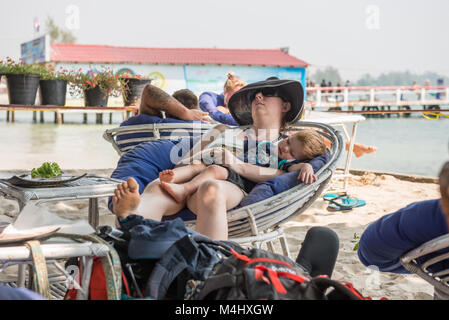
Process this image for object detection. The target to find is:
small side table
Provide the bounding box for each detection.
[0,174,123,228]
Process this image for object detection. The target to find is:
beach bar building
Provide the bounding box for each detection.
[27,40,309,95]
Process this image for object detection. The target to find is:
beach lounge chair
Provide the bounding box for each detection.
[103,122,215,156]
[400,234,449,300]
[103,121,344,258]
[180,121,343,257]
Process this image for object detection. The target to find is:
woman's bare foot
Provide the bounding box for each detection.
[160,181,188,203]
[159,170,175,183]
[352,143,378,158]
[112,177,141,219]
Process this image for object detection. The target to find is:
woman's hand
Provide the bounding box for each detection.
[209,147,236,166]
[216,106,230,114]
[297,163,317,184]
[185,109,211,122]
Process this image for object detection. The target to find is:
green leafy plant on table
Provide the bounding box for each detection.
[31,162,63,178]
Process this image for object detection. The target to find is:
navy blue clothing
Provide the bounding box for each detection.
[0,285,45,300]
[357,199,449,274]
[199,92,238,126]
[118,215,199,260]
[121,114,201,126]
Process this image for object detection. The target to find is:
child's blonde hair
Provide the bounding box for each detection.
[291,129,327,160]
[224,72,246,93]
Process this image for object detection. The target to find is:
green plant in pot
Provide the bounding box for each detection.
[119,72,152,106]
[2,57,42,105]
[37,64,74,106]
[71,67,125,107]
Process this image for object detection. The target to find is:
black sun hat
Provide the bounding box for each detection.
[227,79,304,126]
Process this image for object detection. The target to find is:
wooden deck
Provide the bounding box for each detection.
[0,104,138,124]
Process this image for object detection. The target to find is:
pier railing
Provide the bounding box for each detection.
[306,85,449,110]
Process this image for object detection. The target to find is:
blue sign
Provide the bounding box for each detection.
[21,35,49,64]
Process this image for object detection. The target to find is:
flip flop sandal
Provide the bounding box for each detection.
[323,192,347,201]
[354,199,366,208]
[327,197,359,211]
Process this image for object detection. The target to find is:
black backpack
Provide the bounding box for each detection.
[197,248,370,300]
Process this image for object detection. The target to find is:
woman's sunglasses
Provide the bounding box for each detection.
[248,87,287,103]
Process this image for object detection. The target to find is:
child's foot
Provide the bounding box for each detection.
[160,181,188,203]
[159,170,175,183]
[112,177,141,219]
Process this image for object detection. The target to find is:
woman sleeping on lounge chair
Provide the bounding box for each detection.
[157,129,327,203]
[112,79,328,240]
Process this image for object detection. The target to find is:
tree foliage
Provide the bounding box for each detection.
[356,71,448,86]
[45,16,76,44]
[309,66,343,85]
[309,65,448,86]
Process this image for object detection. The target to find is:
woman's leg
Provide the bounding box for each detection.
[186,179,245,240]
[159,162,206,183]
[295,226,340,278]
[160,165,229,203]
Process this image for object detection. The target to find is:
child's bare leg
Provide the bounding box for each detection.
[160,165,229,203]
[159,162,206,183]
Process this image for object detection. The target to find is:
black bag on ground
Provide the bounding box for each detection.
[145,234,244,300]
[197,248,368,300]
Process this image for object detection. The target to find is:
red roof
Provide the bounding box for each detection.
[50,43,309,68]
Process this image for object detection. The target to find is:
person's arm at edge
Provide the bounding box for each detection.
[140,84,209,121]
[209,110,239,126]
[199,92,221,113]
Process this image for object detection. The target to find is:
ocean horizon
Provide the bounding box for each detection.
[0,110,447,177]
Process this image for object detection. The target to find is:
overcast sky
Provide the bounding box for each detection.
[1,0,448,80]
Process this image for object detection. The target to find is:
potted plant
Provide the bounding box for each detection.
[37,64,74,106]
[71,67,125,107]
[2,57,41,105]
[119,72,151,106]
[0,59,7,82]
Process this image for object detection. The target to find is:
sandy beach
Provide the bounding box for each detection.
[0,168,441,300]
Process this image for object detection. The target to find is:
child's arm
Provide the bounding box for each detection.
[211,148,285,182]
[286,163,316,184]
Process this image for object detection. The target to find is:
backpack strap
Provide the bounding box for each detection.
[310,277,369,300]
[25,240,51,300]
[53,233,122,300]
[196,273,237,299]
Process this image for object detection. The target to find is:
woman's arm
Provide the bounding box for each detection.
[178,124,230,164]
[209,110,239,126]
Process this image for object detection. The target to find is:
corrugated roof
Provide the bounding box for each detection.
[50,43,309,68]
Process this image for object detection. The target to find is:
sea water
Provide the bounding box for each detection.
[0,110,447,177]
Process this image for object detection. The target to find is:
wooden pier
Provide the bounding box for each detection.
[305,85,449,115]
[0,104,137,124]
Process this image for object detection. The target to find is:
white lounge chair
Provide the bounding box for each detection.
[103,122,216,156]
[400,234,449,300]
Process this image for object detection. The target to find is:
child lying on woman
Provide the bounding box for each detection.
[158,129,327,203]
